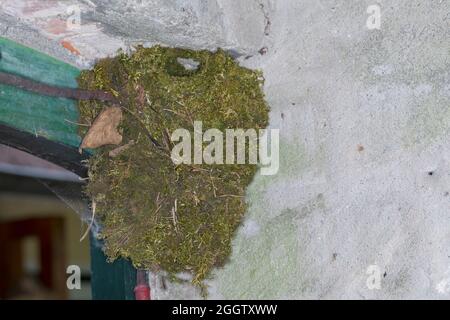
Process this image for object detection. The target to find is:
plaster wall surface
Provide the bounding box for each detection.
[1,0,449,299]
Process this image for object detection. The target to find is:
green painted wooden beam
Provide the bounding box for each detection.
[0,37,80,147]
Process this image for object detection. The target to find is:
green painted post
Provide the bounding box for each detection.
[90,235,136,300]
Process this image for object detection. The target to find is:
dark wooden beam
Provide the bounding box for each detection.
[0,122,88,178]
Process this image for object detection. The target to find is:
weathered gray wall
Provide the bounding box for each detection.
[1,0,449,299]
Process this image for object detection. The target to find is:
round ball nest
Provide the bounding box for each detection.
[77,46,269,287]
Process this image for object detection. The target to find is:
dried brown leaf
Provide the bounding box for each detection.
[80,106,123,151]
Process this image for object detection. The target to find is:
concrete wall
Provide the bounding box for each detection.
[1,0,449,299]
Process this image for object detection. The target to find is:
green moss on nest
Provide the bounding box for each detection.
[77,46,269,289]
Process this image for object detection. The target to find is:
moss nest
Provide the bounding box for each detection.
[78,46,269,288]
